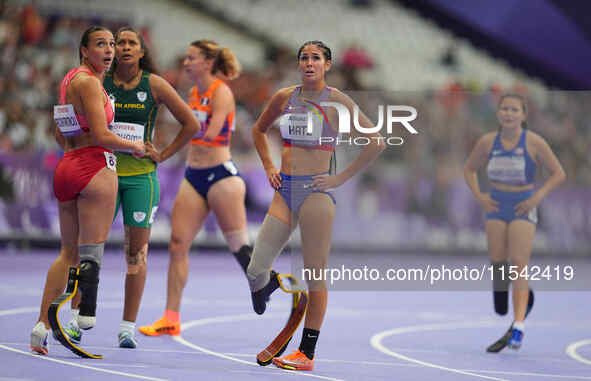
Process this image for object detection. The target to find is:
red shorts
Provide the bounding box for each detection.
[53,146,116,202]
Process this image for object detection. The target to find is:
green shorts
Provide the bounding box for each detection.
[115,171,160,228]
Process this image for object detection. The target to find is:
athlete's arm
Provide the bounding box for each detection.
[515,132,566,215]
[313,89,385,191]
[76,75,144,154]
[202,84,234,142]
[148,74,199,162]
[55,127,65,150]
[252,88,292,189]
[464,133,498,212]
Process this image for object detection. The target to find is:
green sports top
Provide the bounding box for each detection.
[104,72,159,176]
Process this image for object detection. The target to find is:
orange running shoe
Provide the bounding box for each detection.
[138,317,180,336]
[272,349,314,371]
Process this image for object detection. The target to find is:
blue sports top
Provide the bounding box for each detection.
[487,129,536,186]
[278,86,338,151]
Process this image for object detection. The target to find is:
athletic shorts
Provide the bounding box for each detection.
[115,170,160,228]
[277,172,336,214]
[54,146,116,202]
[184,160,241,200]
[486,188,537,224]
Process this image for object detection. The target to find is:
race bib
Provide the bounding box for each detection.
[192,109,208,123]
[279,112,322,142]
[104,152,117,171]
[488,156,526,185]
[53,104,83,137]
[111,122,144,152]
[192,110,208,138]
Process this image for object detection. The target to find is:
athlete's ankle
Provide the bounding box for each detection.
[164,309,179,322]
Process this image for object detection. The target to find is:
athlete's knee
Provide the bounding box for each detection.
[509,256,528,269]
[223,229,251,274]
[169,234,190,259]
[126,242,148,275]
[224,230,249,253]
[58,246,79,265]
[303,266,327,291]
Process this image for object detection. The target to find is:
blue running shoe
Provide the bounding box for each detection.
[508,327,524,349]
[118,331,137,349]
[63,319,82,345]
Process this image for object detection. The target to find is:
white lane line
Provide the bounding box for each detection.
[0,307,38,317]
[176,313,345,381]
[371,320,509,381]
[463,369,591,379]
[0,344,169,381]
[566,339,591,366]
[223,353,420,367]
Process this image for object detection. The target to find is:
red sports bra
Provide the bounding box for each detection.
[58,67,114,134]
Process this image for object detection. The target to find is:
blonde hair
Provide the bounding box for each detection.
[190,40,241,80]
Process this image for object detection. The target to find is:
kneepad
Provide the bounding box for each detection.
[77,260,99,329]
[492,261,510,316]
[232,245,252,274]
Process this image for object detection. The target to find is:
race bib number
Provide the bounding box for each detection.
[53,104,83,137]
[104,152,117,171]
[488,156,526,185]
[279,112,322,142]
[192,109,208,123]
[192,110,208,139]
[111,122,145,152]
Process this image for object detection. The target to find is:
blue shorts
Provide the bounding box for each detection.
[277,172,336,214]
[185,160,240,200]
[486,188,537,224]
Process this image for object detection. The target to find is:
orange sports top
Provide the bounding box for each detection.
[188,79,235,147]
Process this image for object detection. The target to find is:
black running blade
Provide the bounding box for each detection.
[486,327,512,353]
[48,267,102,359]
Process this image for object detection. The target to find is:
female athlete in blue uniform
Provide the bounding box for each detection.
[464,93,565,351]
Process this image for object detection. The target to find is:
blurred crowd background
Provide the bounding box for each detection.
[0,0,589,253]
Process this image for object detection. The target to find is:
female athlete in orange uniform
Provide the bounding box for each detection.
[139,40,253,336]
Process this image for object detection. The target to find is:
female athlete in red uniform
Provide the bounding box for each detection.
[30,26,145,355]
